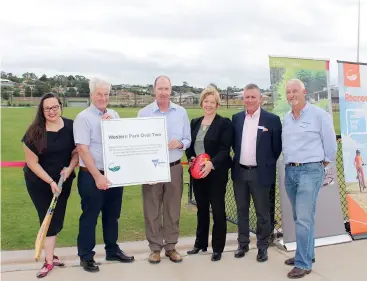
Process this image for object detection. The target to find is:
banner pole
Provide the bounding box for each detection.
[326,61,333,116]
[357,0,361,62]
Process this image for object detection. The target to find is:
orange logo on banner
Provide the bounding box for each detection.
[347,194,367,235]
[343,63,361,87]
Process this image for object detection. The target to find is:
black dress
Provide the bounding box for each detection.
[22,117,76,237]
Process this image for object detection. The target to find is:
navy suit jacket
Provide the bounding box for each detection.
[231,108,282,186]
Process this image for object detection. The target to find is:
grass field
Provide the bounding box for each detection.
[0,107,341,251]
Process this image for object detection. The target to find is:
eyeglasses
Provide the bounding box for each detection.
[43,105,60,112]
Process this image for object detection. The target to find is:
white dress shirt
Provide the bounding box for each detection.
[240,107,260,166]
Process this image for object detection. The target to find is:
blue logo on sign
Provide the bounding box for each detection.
[152,159,165,167]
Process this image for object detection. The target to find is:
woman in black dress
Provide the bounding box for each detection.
[22,93,79,278]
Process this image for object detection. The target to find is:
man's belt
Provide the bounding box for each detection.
[286,161,322,167]
[170,160,181,167]
[240,164,257,169]
[79,166,104,174]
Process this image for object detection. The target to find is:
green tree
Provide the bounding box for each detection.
[272,67,298,119]
[12,88,21,97]
[25,86,35,97]
[78,81,90,97]
[295,70,326,94]
[313,71,327,92]
[67,75,76,87]
[39,74,48,82]
[75,75,88,81]
[49,77,57,87]
[0,86,13,100]
[66,87,77,97]
[270,67,286,101]
[3,73,21,83]
[35,80,51,97]
[22,72,38,80]
[172,85,181,93]
[54,75,68,87]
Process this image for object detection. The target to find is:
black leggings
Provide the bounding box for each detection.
[25,175,73,237]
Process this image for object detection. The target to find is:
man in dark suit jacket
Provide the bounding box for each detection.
[231,83,282,262]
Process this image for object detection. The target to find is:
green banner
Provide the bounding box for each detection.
[269,56,329,120]
[269,57,327,70]
[268,56,351,248]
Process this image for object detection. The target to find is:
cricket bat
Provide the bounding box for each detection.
[34,174,65,261]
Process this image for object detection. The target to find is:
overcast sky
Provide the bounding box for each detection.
[1,0,366,88]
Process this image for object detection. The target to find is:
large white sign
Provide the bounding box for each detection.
[101,117,171,187]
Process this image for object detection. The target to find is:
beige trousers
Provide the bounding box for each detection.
[142,163,183,251]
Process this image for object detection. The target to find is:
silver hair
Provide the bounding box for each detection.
[89,77,111,95]
[286,78,306,90]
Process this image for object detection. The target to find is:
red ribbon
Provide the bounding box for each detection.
[1,161,188,167]
[1,161,25,167]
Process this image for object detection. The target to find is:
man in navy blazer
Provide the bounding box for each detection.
[231,83,282,262]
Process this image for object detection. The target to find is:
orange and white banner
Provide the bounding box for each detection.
[338,60,367,240]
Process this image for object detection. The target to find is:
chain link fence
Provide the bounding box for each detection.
[188,136,349,240]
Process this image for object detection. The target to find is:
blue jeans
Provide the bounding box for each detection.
[285,162,324,270]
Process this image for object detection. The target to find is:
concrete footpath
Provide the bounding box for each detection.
[1,233,366,281]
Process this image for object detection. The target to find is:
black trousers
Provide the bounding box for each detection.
[269,183,276,237]
[233,165,271,250]
[77,170,123,261]
[192,169,228,253]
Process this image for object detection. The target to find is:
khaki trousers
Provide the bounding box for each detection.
[142,163,183,251]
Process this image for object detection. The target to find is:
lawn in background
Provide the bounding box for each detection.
[1,107,241,250]
[0,107,341,250]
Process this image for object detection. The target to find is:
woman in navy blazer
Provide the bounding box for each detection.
[185,87,233,261]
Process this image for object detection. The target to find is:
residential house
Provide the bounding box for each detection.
[171,92,198,105]
[1,79,15,87]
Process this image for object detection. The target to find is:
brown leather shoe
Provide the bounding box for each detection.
[165,249,183,263]
[148,251,161,264]
[285,257,315,266]
[287,267,311,279]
